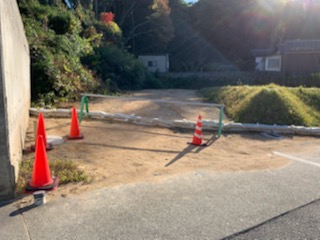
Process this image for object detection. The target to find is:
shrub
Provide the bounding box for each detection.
[19,0,99,105]
[86,45,152,90]
[48,13,72,34]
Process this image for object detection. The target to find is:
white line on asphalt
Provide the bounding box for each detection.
[273,151,320,168]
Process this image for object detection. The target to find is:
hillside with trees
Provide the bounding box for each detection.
[17,0,320,105]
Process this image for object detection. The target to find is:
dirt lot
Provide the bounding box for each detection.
[22,90,320,199]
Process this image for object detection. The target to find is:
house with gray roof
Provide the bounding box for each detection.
[253,39,320,75]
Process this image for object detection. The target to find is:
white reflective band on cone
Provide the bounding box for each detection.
[194,132,202,139]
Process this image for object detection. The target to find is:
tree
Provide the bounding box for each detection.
[188,0,274,70]
[97,0,174,54]
[168,0,217,71]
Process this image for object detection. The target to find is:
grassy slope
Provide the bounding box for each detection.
[201,84,320,126]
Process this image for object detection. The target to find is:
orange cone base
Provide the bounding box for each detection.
[25,177,59,192]
[67,135,84,140]
[31,143,53,152]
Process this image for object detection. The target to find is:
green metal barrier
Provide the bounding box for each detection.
[79,95,89,123]
[79,93,223,137]
[217,105,224,137]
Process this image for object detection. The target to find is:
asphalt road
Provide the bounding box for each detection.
[2,147,320,239]
[224,198,320,239]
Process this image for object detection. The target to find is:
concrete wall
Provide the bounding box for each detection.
[162,71,261,80]
[0,0,30,200]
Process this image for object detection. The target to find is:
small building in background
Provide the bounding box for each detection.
[252,39,320,75]
[138,54,169,73]
[252,49,281,72]
[280,40,320,74]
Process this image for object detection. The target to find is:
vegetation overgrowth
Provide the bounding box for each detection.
[18,0,158,106]
[201,84,320,127]
[16,158,90,195]
[19,0,98,105]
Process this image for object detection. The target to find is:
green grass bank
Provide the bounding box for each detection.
[201,84,320,127]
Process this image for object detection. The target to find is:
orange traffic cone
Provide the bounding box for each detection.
[31,113,53,151]
[190,115,203,146]
[67,107,83,140]
[25,135,58,192]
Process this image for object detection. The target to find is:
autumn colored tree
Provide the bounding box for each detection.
[100,11,115,23]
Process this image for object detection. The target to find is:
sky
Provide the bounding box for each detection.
[184,0,198,3]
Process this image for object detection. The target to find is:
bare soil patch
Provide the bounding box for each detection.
[22,90,320,199]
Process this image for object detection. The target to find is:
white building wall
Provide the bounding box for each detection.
[255,57,265,71]
[138,55,169,73]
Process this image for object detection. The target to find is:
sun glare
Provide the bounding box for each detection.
[257,0,310,13]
